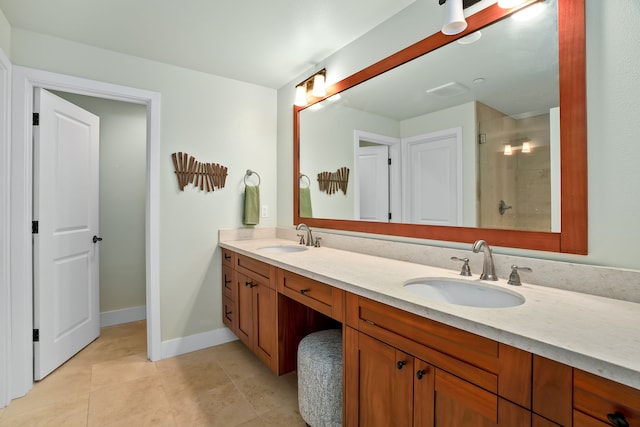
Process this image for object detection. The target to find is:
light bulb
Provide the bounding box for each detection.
[311,74,326,98]
[294,85,307,107]
[522,142,531,153]
[504,144,513,156]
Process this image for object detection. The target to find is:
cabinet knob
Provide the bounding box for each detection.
[224,254,231,260]
[225,310,232,316]
[607,412,629,427]
[396,361,407,370]
[245,281,255,288]
[299,289,310,295]
[416,369,428,380]
[224,279,231,285]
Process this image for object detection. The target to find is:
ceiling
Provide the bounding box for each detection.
[0,0,415,89]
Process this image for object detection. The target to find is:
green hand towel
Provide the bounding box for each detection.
[243,185,260,226]
[299,187,313,218]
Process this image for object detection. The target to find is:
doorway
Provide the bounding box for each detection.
[8,66,161,401]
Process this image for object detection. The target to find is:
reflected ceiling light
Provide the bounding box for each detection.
[522,142,531,153]
[440,0,467,35]
[293,68,327,107]
[457,31,482,44]
[512,2,545,21]
[504,144,513,155]
[497,0,526,8]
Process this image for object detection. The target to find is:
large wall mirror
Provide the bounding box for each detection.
[294,0,586,254]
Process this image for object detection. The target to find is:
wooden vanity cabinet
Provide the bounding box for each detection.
[221,249,236,332]
[573,369,640,426]
[344,294,532,427]
[224,250,278,373]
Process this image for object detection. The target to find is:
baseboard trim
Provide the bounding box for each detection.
[160,327,238,359]
[100,305,147,327]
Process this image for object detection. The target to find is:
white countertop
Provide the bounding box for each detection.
[220,237,640,390]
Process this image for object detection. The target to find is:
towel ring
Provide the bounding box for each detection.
[299,174,311,189]
[244,169,261,186]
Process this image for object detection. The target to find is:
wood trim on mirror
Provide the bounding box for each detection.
[294,0,586,255]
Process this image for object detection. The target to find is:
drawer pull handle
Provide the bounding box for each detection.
[245,281,255,288]
[607,412,629,427]
[224,254,231,260]
[224,279,231,285]
[396,361,407,370]
[299,289,310,295]
[416,369,428,380]
[225,310,232,316]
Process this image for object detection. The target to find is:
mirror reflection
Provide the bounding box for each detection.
[299,0,558,232]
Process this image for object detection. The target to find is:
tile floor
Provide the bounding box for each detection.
[0,321,305,426]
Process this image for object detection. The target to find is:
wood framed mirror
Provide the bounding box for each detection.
[293,0,586,254]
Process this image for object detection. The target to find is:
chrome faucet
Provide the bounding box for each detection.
[295,223,314,247]
[472,240,497,281]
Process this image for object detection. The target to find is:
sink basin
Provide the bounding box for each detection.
[257,245,308,253]
[403,278,524,308]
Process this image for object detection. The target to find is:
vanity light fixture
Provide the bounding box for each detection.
[512,1,545,21]
[522,142,531,153]
[438,0,482,36]
[504,144,513,156]
[294,69,327,107]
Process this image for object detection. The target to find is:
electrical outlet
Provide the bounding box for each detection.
[261,205,268,218]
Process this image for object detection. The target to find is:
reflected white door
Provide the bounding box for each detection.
[33,88,100,380]
[403,129,461,225]
[357,145,389,221]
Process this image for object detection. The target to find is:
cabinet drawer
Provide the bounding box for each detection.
[222,295,234,331]
[278,269,344,321]
[236,253,272,281]
[221,248,235,267]
[222,265,235,300]
[574,369,640,426]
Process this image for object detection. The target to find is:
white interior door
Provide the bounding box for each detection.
[357,145,389,221]
[33,88,100,380]
[403,129,462,225]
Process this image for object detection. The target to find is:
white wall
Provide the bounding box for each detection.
[278,0,640,271]
[0,8,9,57]
[54,92,147,315]
[300,103,399,220]
[10,29,278,341]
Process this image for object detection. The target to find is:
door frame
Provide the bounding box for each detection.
[353,130,401,222]
[0,48,11,408]
[9,66,161,400]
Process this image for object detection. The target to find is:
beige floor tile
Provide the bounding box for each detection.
[0,396,89,427]
[87,374,170,427]
[157,348,232,400]
[2,364,92,416]
[90,354,157,391]
[102,406,176,427]
[169,381,260,427]
[234,370,300,415]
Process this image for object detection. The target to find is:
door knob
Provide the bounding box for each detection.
[92,235,103,243]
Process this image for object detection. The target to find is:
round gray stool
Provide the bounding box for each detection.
[297,329,343,427]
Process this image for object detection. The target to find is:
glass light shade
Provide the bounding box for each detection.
[311,74,326,98]
[497,0,526,8]
[504,144,513,155]
[522,142,531,153]
[294,85,307,107]
[442,0,468,35]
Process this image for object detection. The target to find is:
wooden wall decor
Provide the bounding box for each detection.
[171,152,228,192]
[317,167,349,195]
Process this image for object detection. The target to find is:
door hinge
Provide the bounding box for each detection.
[33,329,39,342]
[32,220,39,234]
[388,212,392,220]
[388,158,392,165]
[32,113,39,126]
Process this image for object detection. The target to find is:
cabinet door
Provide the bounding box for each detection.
[434,370,530,427]
[357,332,414,427]
[236,272,253,348]
[413,359,435,427]
[253,281,276,370]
